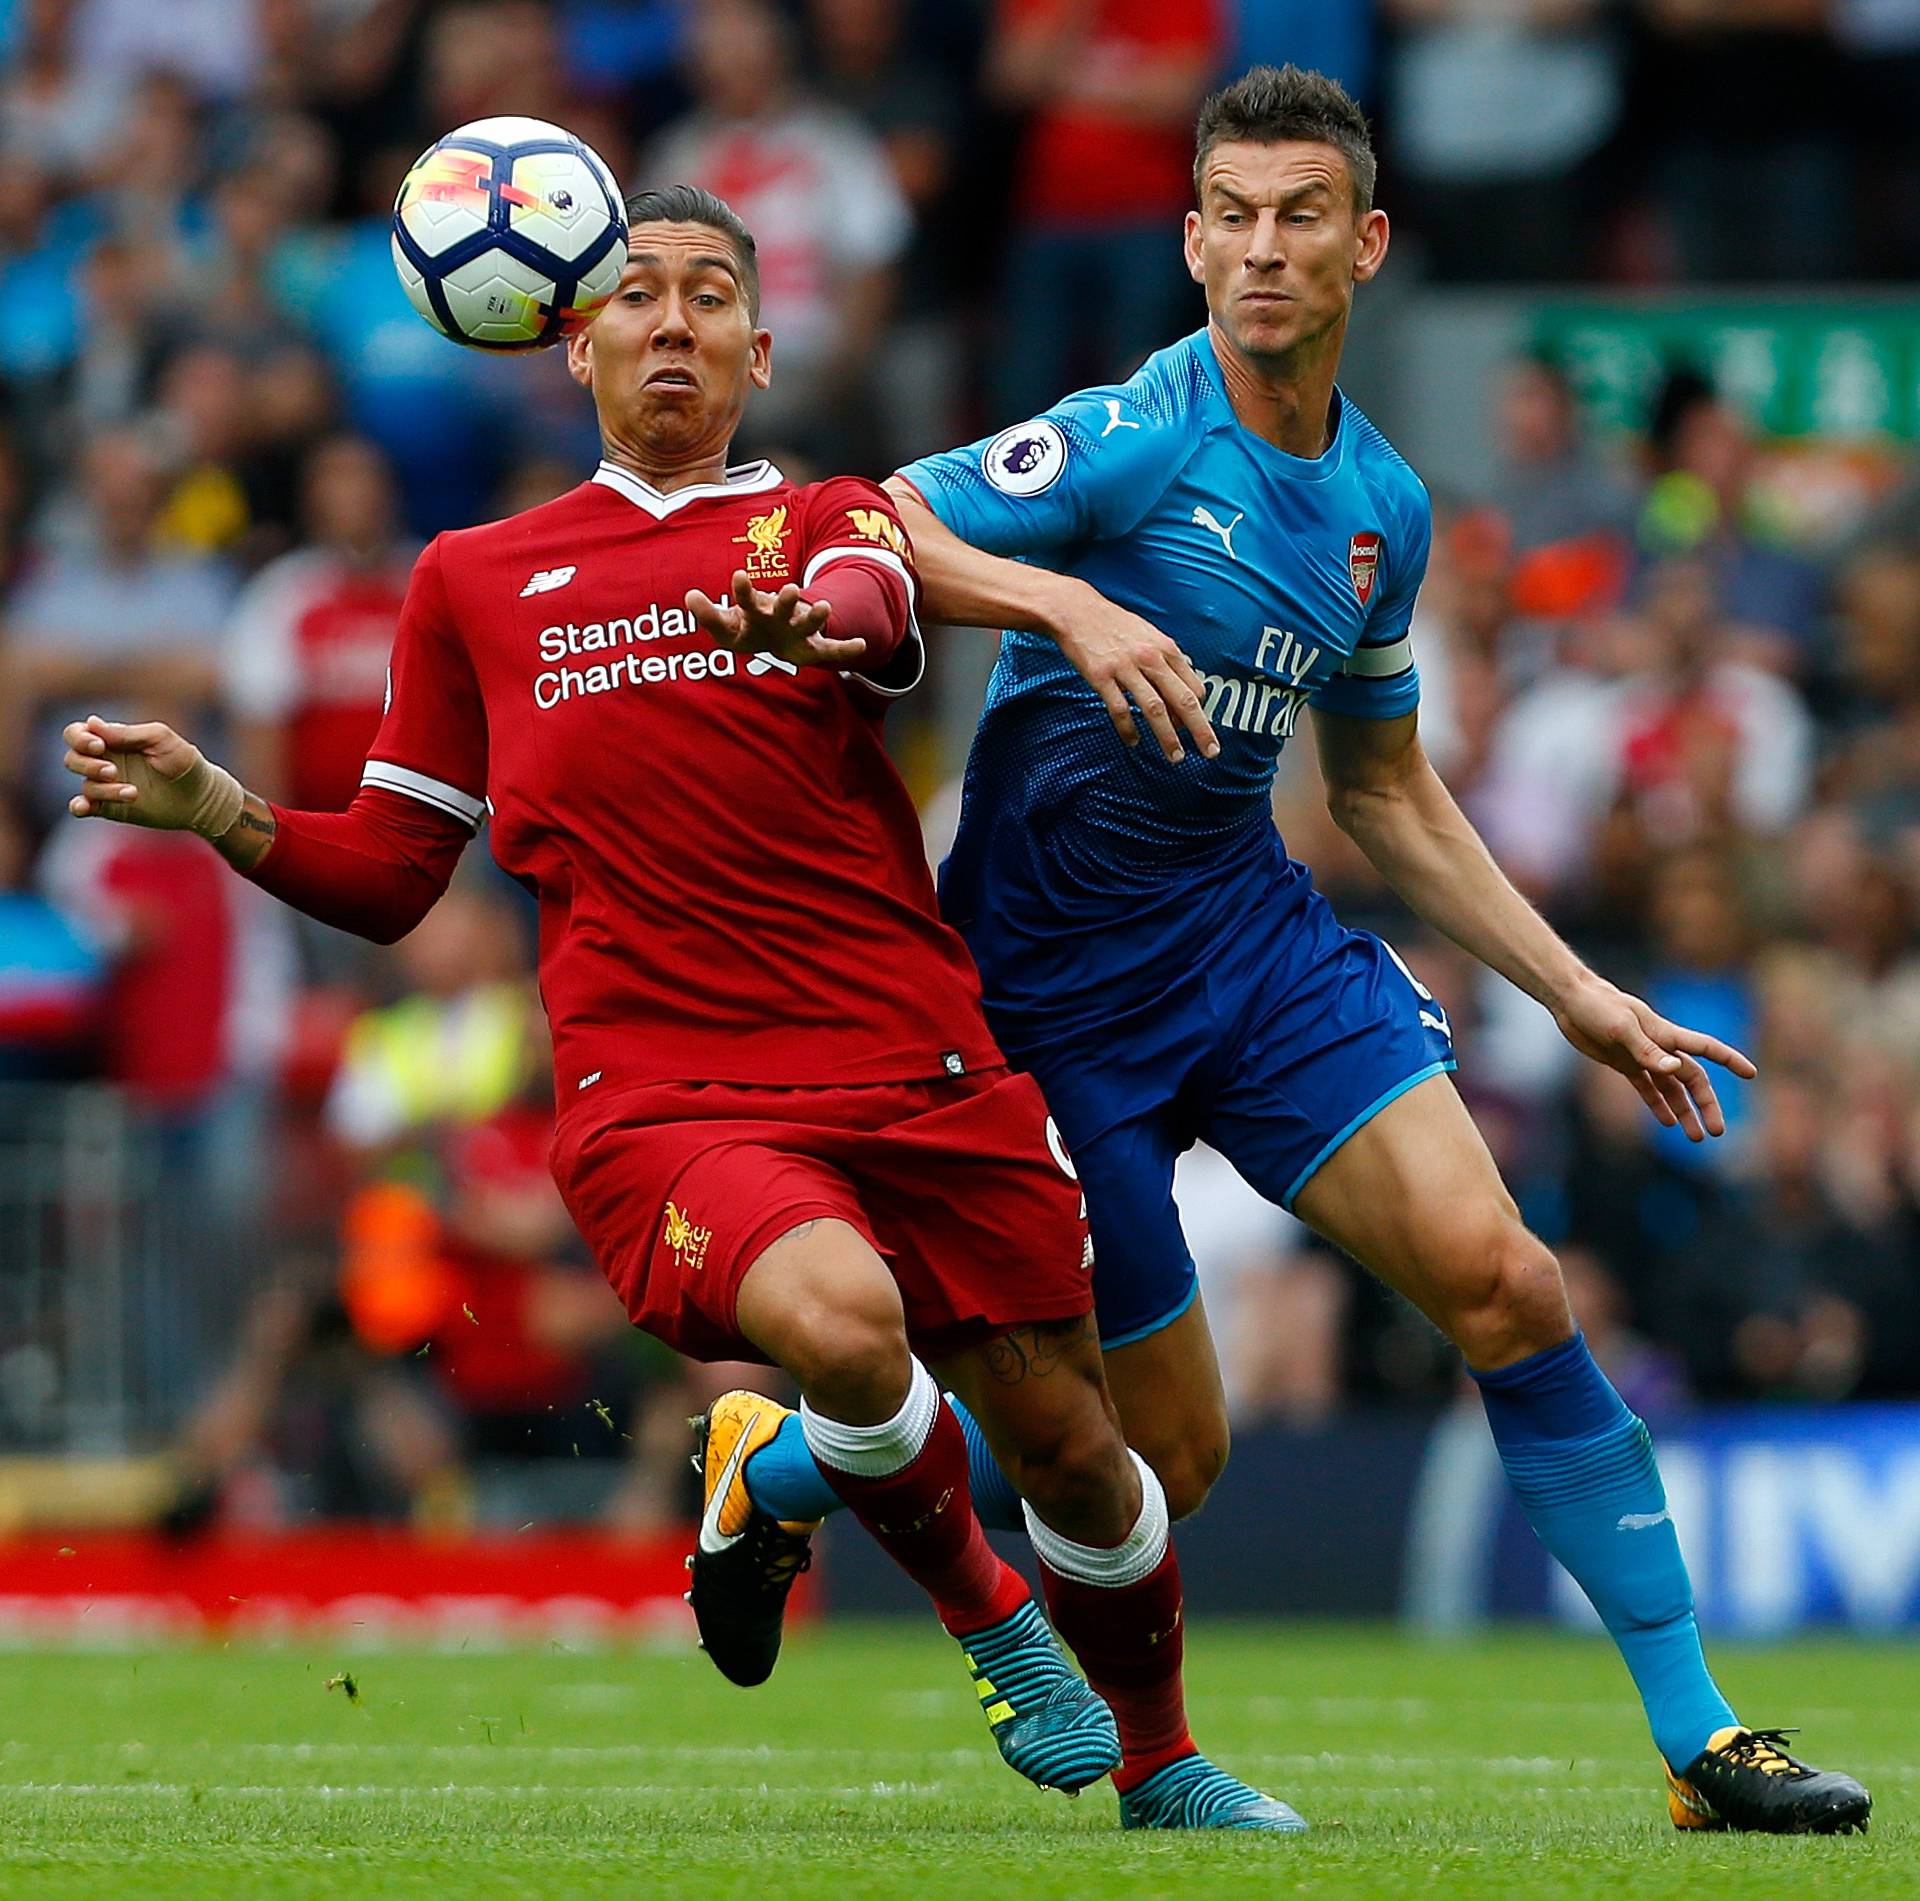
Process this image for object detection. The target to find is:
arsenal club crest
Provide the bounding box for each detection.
[1348,532,1382,607]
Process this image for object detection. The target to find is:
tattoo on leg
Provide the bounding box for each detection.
[982,1314,1096,1386]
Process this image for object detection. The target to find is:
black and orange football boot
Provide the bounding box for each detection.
[1666,1726,1871,1835]
[685,1390,818,1687]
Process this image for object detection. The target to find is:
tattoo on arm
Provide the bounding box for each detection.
[981,1314,1097,1386]
[213,796,277,872]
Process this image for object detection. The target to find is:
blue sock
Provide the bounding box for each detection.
[1473,1333,1736,1769]
[741,1411,841,1523]
[947,1393,1023,1531]
[744,1395,1025,1532]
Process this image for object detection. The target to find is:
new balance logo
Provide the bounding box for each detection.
[1192,506,1243,560]
[1101,399,1140,438]
[745,652,798,677]
[520,565,577,597]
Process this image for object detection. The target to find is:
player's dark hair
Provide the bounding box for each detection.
[1193,64,1376,215]
[622,185,762,320]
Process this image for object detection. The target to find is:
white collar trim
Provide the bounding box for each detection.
[592,459,785,518]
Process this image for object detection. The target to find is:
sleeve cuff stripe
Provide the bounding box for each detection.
[802,543,916,592]
[842,615,927,700]
[1344,637,1413,679]
[361,760,486,828]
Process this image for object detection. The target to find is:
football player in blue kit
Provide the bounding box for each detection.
[696,64,1869,1836]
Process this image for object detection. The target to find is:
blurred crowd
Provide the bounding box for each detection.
[1,0,1919,1525]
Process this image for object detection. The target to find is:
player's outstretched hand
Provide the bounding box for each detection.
[1552,972,1758,1142]
[686,572,870,671]
[63,715,240,834]
[1046,583,1219,765]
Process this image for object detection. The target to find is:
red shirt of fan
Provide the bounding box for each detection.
[226,549,411,812]
[362,461,1001,1114]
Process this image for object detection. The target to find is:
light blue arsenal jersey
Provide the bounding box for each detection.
[900,327,1431,1054]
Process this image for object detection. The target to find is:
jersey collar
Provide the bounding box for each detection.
[591,458,786,517]
[1192,329,1349,485]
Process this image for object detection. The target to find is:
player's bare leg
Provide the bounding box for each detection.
[1292,1073,1870,1835]
[941,1324,1304,1832]
[1094,1297,1230,1521]
[705,1217,1120,1794]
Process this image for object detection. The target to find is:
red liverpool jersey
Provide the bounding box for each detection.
[362,459,1002,1104]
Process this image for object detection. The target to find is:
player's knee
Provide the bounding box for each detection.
[1005,1403,1137,1547]
[1143,1423,1229,1522]
[1448,1223,1573,1371]
[773,1280,911,1415]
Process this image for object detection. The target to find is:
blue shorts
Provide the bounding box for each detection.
[997,904,1457,1348]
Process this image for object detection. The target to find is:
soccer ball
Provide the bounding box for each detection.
[391,116,628,352]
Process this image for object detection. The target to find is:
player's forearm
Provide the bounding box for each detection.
[808,561,912,679]
[1330,759,1589,1012]
[883,478,1085,637]
[209,792,280,872]
[244,791,467,944]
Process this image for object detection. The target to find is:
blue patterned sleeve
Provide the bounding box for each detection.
[896,386,1183,558]
[1311,481,1430,721]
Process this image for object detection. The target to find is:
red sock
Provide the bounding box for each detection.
[1038,1546,1194,1791]
[817,1402,1030,1637]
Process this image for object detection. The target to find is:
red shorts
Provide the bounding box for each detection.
[550,1067,1093,1363]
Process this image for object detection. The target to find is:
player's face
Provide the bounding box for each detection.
[567,224,771,463]
[1184,141,1388,367]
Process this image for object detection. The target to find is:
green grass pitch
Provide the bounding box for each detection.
[1,1623,1911,1900]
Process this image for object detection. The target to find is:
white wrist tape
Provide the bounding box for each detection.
[182,755,246,839]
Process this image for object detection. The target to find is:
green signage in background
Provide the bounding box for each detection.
[1533,303,1920,442]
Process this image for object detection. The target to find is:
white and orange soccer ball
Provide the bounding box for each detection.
[391,116,628,352]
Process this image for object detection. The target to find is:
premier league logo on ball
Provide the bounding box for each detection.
[983,418,1067,497]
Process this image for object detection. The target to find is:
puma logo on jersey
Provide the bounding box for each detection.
[520,565,576,597]
[1101,399,1140,437]
[1192,506,1244,560]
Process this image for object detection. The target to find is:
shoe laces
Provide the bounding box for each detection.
[744,1512,813,1590]
[1719,1728,1808,1779]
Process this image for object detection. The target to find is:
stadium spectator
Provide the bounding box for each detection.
[0,156,103,392]
[1173,1142,1344,1425]
[0,0,126,192]
[69,0,264,104]
[1235,0,1376,105]
[423,0,574,130]
[646,0,912,469]
[0,778,102,1082]
[1639,0,1848,283]
[149,344,279,565]
[1487,355,1637,621]
[38,235,170,444]
[811,0,971,464]
[1638,372,1826,658]
[324,878,539,1158]
[1382,0,1625,282]
[1825,543,1920,841]
[1836,0,1920,278]
[1608,556,1815,845]
[0,426,235,813]
[1636,846,1760,1174]
[983,0,1221,422]
[224,434,413,815]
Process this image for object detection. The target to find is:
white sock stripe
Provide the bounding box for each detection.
[1022,1450,1171,1589]
[799,1359,941,1478]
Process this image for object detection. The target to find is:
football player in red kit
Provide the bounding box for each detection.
[60,186,1298,1825]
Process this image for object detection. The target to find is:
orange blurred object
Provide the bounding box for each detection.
[1509,532,1632,621]
[339,1181,456,1353]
